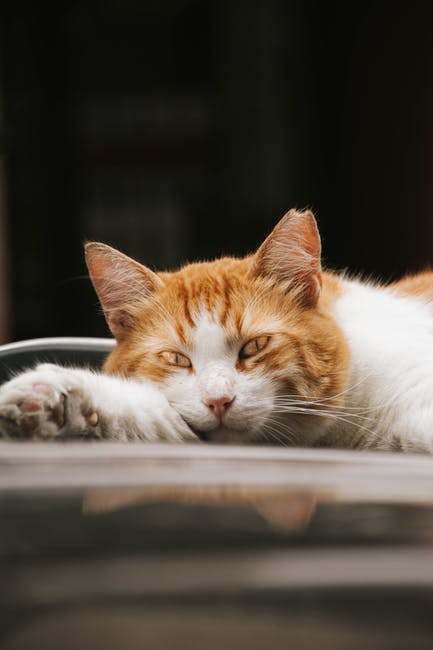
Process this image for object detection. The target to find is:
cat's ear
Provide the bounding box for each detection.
[85,242,163,340]
[252,209,322,307]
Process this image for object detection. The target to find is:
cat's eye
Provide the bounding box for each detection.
[160,350,192,368]
[239,336,270,359]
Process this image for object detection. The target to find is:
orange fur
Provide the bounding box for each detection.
[101,256,350,416]
[390,270,433,301]
[85,210,359,439]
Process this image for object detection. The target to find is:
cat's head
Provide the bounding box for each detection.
[85,209,349,445]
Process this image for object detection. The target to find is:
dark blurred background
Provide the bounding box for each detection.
[1,0,433,342]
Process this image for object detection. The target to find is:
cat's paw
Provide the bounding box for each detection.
[138,392,198,443]
[0,364,101,440]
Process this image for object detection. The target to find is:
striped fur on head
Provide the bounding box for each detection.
[85,210,350,444]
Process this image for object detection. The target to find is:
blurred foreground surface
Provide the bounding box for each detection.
[1,444,433,648]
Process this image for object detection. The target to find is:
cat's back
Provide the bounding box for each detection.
[324,270,433,451]
[331,269,433,353]
[389,270,433,303]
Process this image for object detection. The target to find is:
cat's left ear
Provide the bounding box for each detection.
[252,209,322,307]
[85,242,163,340]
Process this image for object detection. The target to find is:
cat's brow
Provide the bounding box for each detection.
[191,311,229,359]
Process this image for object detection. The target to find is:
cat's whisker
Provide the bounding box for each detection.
[268,409,375,436]
[271,397,376,416]
[267,365,402,417]
[249,396,366,418]
[296,380,410,416]
[298,368,379,405]
[252,394,374,419]
[258,402,383,449]
[271,405,374,423]
[261,420,296,447]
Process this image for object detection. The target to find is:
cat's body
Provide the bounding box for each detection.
[320,272,433,452]
[1,210,433,453]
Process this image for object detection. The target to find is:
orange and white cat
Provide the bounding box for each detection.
[1,209,432,452]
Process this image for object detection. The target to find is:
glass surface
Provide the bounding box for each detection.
[1,443,433,648]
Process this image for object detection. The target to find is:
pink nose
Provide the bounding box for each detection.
[204,395,235,420]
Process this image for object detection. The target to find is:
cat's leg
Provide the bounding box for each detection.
[0,364,197,443]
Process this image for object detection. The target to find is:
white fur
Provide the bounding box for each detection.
[0,364,196,442]
[327,279,433,452]
[162,312,274,442]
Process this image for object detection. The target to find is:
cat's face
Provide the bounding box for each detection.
[86,210,349,445]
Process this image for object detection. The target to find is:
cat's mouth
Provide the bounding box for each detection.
[188,423,249,444]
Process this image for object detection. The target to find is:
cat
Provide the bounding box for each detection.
[1,208,433,452]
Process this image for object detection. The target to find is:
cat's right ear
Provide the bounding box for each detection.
[85,242,163,340]
[252,209,322,307]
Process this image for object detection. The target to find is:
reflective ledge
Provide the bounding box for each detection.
[0,441,433,504]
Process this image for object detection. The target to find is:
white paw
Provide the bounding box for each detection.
[0,364,101,440]
[136,390,198,443]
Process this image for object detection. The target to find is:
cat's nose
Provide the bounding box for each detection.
[204,395,235,420]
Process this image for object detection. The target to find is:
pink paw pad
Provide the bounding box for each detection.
[20,400,42,413]
[32,383,55,397]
